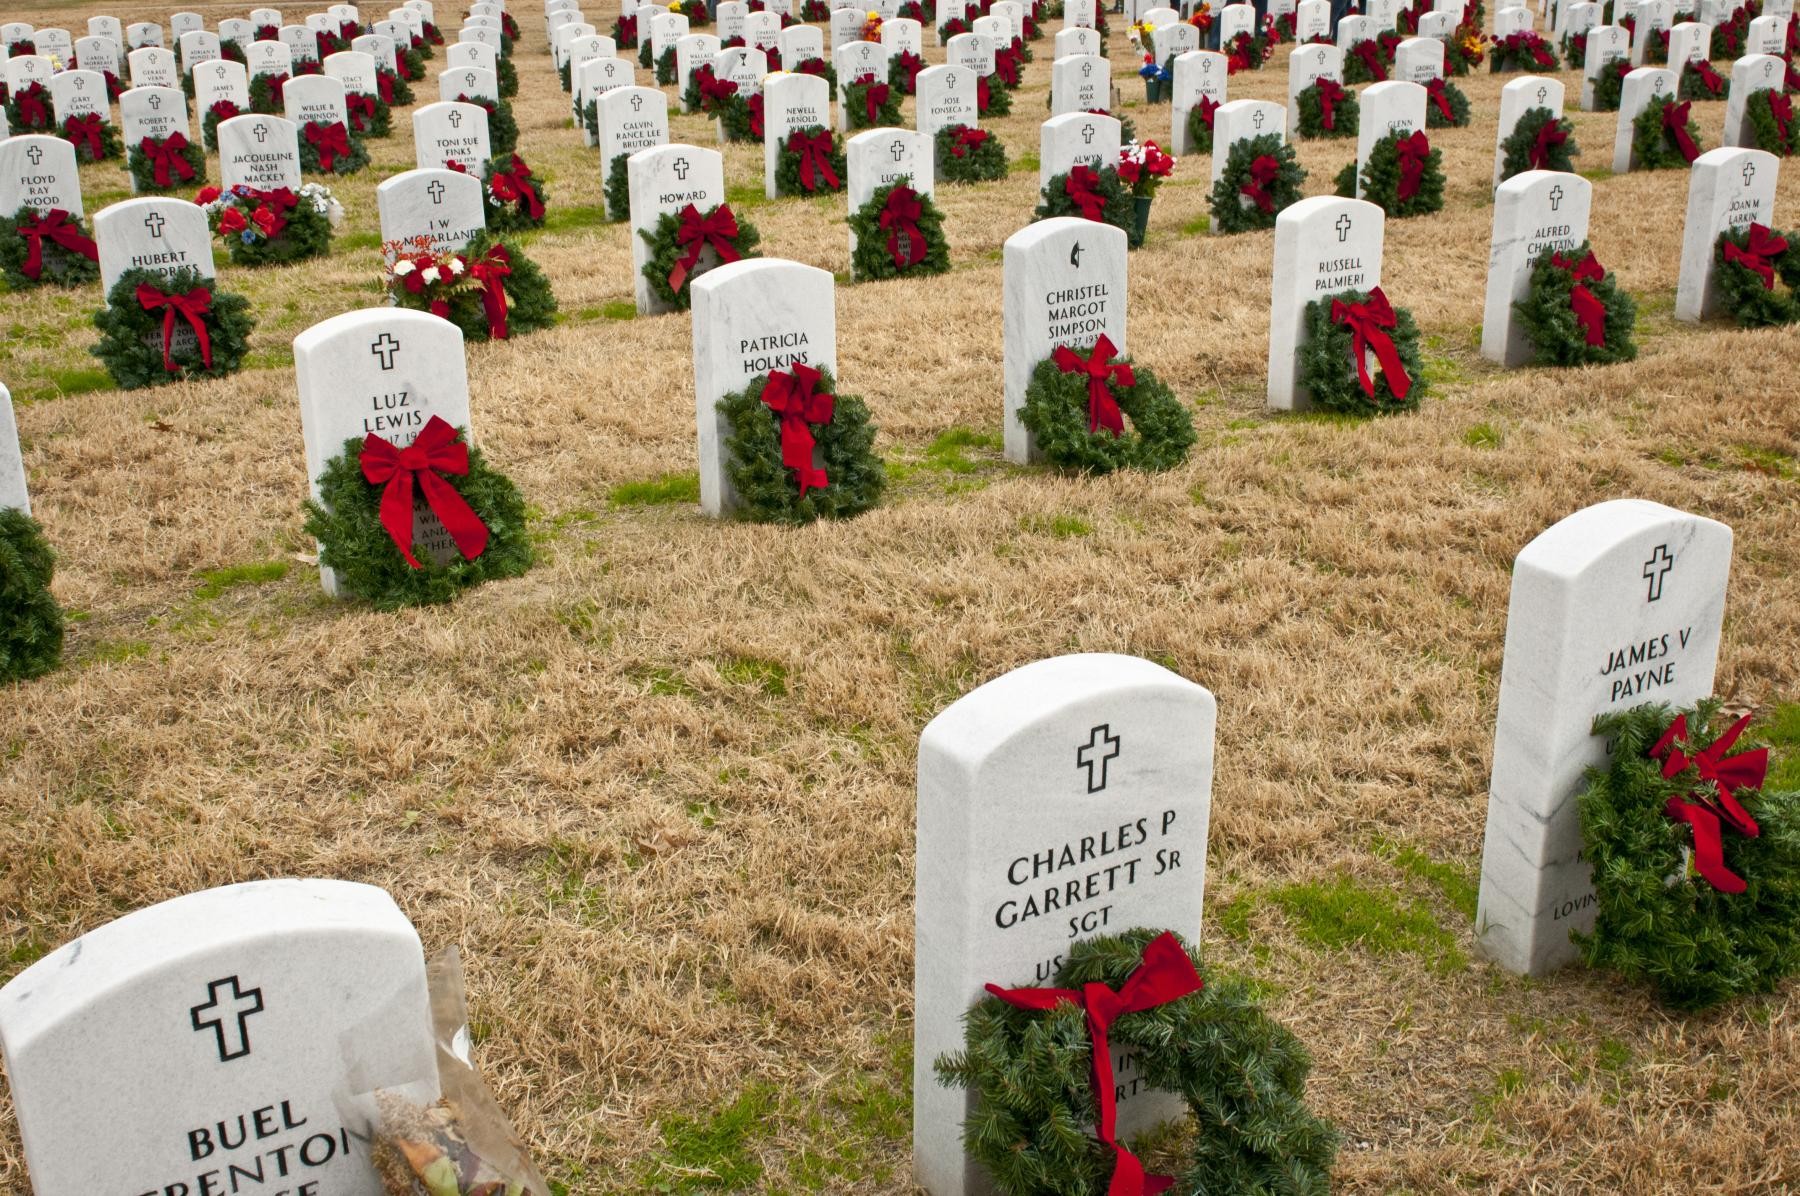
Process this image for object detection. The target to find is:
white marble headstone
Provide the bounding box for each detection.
[196,60,251,112]
[1267,195,1384,410]
[1003,217,1127,463]
[285,71,351,129]
[127,21,165,48]
[1170,50,1227,155]
[1580,24,1629,109]
[1631,0,1674,63]
[578,57,636,144]
[913,653,1216,1196]
[1745,13,1789,53]
[218,113,303,190]
[1417,9,1457,38]
[691,258,837,516]
[1476,500,1732,975]
[247,39,294,79]
[780,24,826,66]
[1050,52,1109,115]
[32,28,72,64]
[221,18,258,47]
[444,39,497,73]
[412,100,491,171]
[1481,169,1593,365]
[1287,42,1345,132]
[74,36,122,77]
[1066,0,1099,27]
[89,15,126,45]
[1355,81,1427,199]
[0,384,25,516]
[94,199,215,292]
[847,125,932,210]
[1210,98,1285,189]
[439,63,500,103]
[128,45,179,89]
[280,23,320,64]
[324,49,380,96]
[1394,35,1444,82]
[1611,66,1677,172]
[1336,13,1377,49]
[628,143,727,313]
[0,135,83,216]
[763,72,832,198]
[1055,25,1101,57]
[377,165,486,257]
[830,7,864,50]
[1495,75,1564,185]
[179,29,222,75]
[120,87,193,192]
[916,64,978,137]
[1495,4,1534,34]
[1039,110,1121,192]
[0,880,436,1196]
[1675,146,1779,320]
[1296,0,1333,40]
[1723,54,1784,147]
[49,70,108,126]
[881,15,925,57]
[599,87,668,216]
[352,32,399,72]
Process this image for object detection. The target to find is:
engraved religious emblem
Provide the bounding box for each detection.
[149,92,163,109]
[370,332,401,369]
[427,178,445,202]
[1549,183,1563,210]
[252,120,269,142]
[1080,122,1094,143]
[25,145,42,166]
[1077,724,1121,794]
[1252,107,1266,129]
[1642,544,1674,601]
[1744,161,1757,187]
[1336,212,1352,241]
[190,976,265,1063]
[673,155,690,178]
[1070,240,1083,267]
[890,139,907,161]
[144,210,166,236]
[631,92,644,110]
[448,108,463,126]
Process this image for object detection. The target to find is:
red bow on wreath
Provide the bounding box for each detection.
[950,125,988,157]
[264,72,288,106]
[467,244,512,339]
[490,154,545,220]
[1196,93,1219,130]
[985,932,1203,1196]
[141,134,197,187]
[376,69,396,102]
[858,77,892,125]
[1314,77,1346,131]
[1528,118,1566,169]
[1662,100,1700,163]
[62,113,104,158]
[359,415,490,568]
[745,93,766,137]
[1329,286,1412,401]
[1053,335,1133,436]
[994,47,1021,86]
[305,119,352,171]
[210,98,242,124]
[698,66,738,110]
[244,186,298,237]
[1424,76,1455,122]
[1240,154,1280,213]
[759,362,834,497]
[1768,92,1795,152]
[1723,223,1788,291]
[345,91,378,131]
[1395,130,1429,201]
[786,127,840,192]
[669,202,743,293]
[895,49,925,91]
[1351,38,1387,80]
[135,281,214,372]
[618,13,637,42]
[1651,713,1769,894]
[1550,251,1609,346]
[14,83,47,128]
[1529,39,1554,67]
[1693,59,1725,96]
[17,208,98,281]
[880,185,926,268]
[1065,164,1107,221]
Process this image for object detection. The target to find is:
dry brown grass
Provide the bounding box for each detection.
[2,1,1800,1191]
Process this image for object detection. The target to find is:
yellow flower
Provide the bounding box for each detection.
[867,9,879,18]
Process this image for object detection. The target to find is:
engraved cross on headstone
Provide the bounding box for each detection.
[1076,724,1121,794]
[448,108,463,126]
[1535,84,1547,102]
[1642,544,1674,601]
[25,145,42,165]
[1653,72,1666,92]
[190,976,265,1063]
[74,75,87,89]
[890,139,906,160]
[1548,183,1563,210]
[1080,121,1094,143]
[630,92,644,110]
[1081,59,1093,76]
[149,92,163,109]
[144,210,166,236]
[252,121,269,141]
[1743,161,1756,187]
[673,155,691,178]
[1335,212,1352,241]
[214,63,226,77]
[370,331,401,369]
[1252,107,1266,129]
[947,70,956,86]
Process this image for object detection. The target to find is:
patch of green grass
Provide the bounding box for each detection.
[1010,152,1040,174]
[600,299,637,320]
[1018,513,1093,538]
[1578,167,1615,182]
[1211,892,1254,939]
[336,230,382,252]
[1375,836,1479,920]
[724,182,772,209]
[1,938,46,983]
[1472,1066,1528,1120]
[636,666,698,697]
[539,203,609,233]
[1737,444,1796,479]
[34,365,113,400]
[609,471,700,507]
[1760,702,1800,790]
[1181,212,1211,236]
[639,1084,776,1192]
[85,639,153,665]
[922,426,1000,473]
[193,559,290,600]
[1463,422,1502,449]
[1423,353,1472,387]
[1268,873,1467,974]
[719,655,788,696]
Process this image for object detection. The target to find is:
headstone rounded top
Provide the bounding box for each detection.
[1518,498,1732,579]
[689,255,832,300]
[1004,212,1128,255]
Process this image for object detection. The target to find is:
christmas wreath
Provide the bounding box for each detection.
[421,19,445,45]
[1185,94,1218,154]
[604,151,631,221]
[90,266,255,389]
[1713,223,1800,327]
[376,65,413,107]
[249,72,288,114]
[1489,29,1559,71]
[1209,133,1306,233]
[1294,78,1357,138]
[302,418,534,609]
[385,231,556,342]
[1679,58,1729,101]
[396,47,426,85]
[0,507,63,684]
[501,11,521,41]
[1632,96,1703,169]
[716,363,885,524]
[639,202,762,309]
[977,70,1011,115]
[1642,25,1669,65]
[1335,130,1443,217]
[889,48,927,94]
[1224,28,1269,73]
[655,45,676,84]
[0,206,99,289]
[5,37,32,55]
[57,112,121,163]
[1591,58,1629,112]
[1498,106,1577,182]
[844,73,901,129]
[1746,90,1795,157]
[612,13,639,47]
[4,82,52,133]
[1575,700,1800,1010]
[638,37,654,68]
[801,0,831,20]
[1343,35,1395,84]
[449,154,547,232]
[1711,10,1751,59]
[993,45,1024,91]
[128,134,208,193]
[775,125,846,197]
[1018,337,1193,472]
[793,55,838,99]
[197,181,339,266]
[456,93,517,157]
[201,98,243,149]
[1447,26,1484,75]
[1298,287,1424,414]
[849,180,950,281]
[345,90,392,138]
[936,123,1007,181]
[933,929,1339,1196]
[1035,165,1136,246]
[674,1,710,27]
[1088,107,1137,144]
[298,118,369,174]
[1513,242,1638,364]
[1423,77,1470,127]
[1560,28,1587,63]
